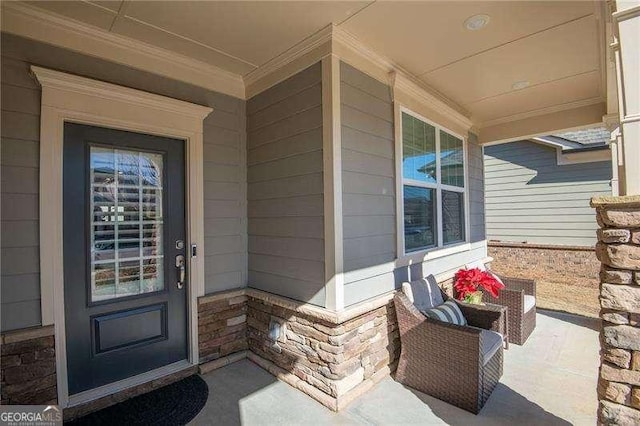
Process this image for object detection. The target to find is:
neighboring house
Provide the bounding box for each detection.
[483,128,613,286]
[1,1,637,419]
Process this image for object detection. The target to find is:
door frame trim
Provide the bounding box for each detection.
[32,66,212,408]
[67,360,192,408]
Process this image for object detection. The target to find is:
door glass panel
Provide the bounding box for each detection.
[90,147,164,302]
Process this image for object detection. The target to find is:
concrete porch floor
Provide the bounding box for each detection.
[191,310,600,425]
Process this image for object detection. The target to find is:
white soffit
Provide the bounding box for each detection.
[340,1,596,76]
[2,1,246,99]
[119,1,370,68]
[425,16,599,107]
[3,0,605,133]
[470,71,602,123]
[340,1,604,127]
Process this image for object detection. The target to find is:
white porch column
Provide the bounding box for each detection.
[612,1,640,195]
[321,54,345,311]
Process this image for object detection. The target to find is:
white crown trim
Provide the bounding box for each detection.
[244,25,334,89]
[31,66,213,119]
[2,2,245,99]
[477,97,604,128]
[332,26,472,127]
[390,71,473,131]
[245,24,473,130]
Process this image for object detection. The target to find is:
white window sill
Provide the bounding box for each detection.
[341,240,487,284]
[396,241,471,267]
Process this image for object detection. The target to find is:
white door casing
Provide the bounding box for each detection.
[32,66,212,408]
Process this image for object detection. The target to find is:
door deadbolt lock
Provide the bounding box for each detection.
[176,255,186,289]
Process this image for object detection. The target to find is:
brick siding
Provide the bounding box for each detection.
[488,241,599,288]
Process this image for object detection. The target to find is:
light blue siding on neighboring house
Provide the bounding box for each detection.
[246,63,326,306]
[484,141,612,246]
[0,33,247,331]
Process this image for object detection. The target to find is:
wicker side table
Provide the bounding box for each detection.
[484,302,509,349]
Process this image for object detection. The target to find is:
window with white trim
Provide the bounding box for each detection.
[401,110,466,254]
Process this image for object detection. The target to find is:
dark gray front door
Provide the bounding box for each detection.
[63,123,187,395]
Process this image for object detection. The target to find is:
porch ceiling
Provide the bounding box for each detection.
[20,1,606,128]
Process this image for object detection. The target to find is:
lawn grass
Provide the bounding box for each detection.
[534,280,599,318]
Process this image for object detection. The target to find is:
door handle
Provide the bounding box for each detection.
[176,255,186,289]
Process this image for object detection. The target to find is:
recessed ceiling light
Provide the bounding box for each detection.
[464,14,490,31]
[512,81,530,90]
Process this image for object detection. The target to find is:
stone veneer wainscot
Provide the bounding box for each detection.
[1,325,57,405]
[245,290,400,411]
[592,195,640,425]
[195,288,403,411]
[198,290,249,363]
[0,285,432,414]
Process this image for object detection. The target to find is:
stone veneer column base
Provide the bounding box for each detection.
[1,325,57,405]
[196,288,402,411]
[246,350,392,411]
[198,290,249,363]
[199,351,248,374]
[245,290,400,411]
[592,195,640,425]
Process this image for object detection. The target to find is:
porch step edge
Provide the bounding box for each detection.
[64,361,197,420]
[245,351,397,412]
[199,350,248,375]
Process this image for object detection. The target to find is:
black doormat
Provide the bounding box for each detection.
[67,374,209,426]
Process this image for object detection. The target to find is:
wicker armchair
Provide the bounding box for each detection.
[487,275,537,345]
[394,291,507,414]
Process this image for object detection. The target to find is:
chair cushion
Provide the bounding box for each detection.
[421,300,467,326]
[465,260,487,271]
[402,275,445,311]
[481,330,504,365]
[487,271,504,287]
[524,295,536,313]
[401,282,415,303]
[465,261,504,287]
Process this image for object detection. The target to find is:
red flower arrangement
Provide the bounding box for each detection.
[454,268,505,303]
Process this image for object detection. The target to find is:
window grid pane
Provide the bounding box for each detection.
[440,130,464,188]
[442,190,465,245]
[90,147,164,302]
[402,112,436,183]
[403,185,437,252]
[401,111,467,253]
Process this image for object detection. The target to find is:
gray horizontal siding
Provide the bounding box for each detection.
[468,133,486,243]
[484,140,611,246]
[343,243,488,306]
[247,63,325,306]
[155,55,246,292]
[340,62,396,279]
[1,50,42,331]
[340,62,488,306]
[0,34,247,330]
